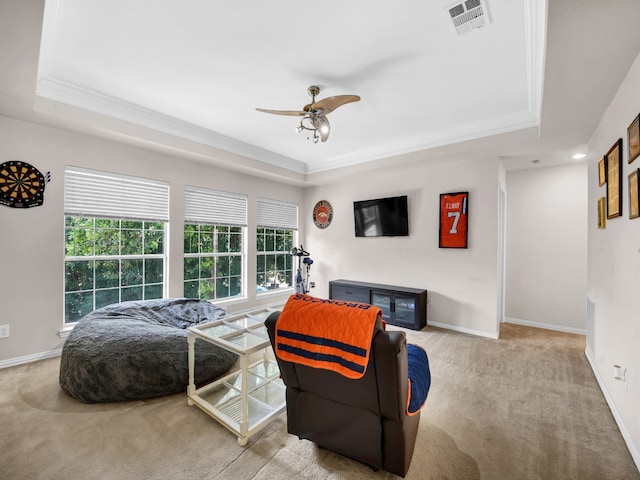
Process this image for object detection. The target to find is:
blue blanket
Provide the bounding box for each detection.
[407,343,431,415]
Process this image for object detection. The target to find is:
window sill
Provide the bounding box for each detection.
[58,324,75,338]
[256,287,294,297]
[210,296,249,308]
[57,291,291,338]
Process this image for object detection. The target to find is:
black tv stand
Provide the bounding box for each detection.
[329,279,427,330]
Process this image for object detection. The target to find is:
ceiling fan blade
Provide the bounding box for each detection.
[312,95,361,115]
[255,108,306,116]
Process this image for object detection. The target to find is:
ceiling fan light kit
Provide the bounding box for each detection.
[256,85,360,143]
[297,115,329,143]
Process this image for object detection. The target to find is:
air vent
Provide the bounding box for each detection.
[447,0,490,35]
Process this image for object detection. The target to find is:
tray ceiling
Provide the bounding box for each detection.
[36,0,541,176]
[28,0,640,181]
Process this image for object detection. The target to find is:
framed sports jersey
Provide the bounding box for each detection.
[439,191,468,249]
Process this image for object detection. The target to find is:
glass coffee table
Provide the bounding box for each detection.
[187,308,285,446]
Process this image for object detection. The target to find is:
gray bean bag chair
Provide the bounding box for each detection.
[59,298,237,403]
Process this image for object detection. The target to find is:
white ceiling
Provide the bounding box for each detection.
[9,1,640,183]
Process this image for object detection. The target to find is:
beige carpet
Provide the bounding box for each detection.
[1,323,638,480]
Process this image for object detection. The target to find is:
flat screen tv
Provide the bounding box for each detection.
[354,195,409,237]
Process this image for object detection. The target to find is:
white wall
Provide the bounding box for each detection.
[505,163,588,332]
[0,115,303,363]
[302,153,502,339]
[587,49,640,466]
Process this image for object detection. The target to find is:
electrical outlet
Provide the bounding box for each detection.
[0,324,9,338]
[614,365,629,393]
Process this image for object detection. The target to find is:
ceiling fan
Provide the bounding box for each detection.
[256,85,360,143]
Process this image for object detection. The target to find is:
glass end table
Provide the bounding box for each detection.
[187,308,285,446]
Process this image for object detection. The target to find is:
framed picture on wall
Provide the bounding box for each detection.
[606,138,623,219]
[598,156,606,186]
[629,169,640,219]
[628,114,640,164]
[598,197,606,229]
[439,191,468,248]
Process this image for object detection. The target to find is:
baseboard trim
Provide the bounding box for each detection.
[0,348,62,370]
[585,348,640,471]
[427,321,499,340]
[504,317,586,335]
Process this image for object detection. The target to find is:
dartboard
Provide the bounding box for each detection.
[0,161,47,208]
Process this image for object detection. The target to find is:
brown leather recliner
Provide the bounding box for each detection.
[265,311,421,477]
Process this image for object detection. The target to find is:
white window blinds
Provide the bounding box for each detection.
[184,186,247,226]
[257,198,298,230]
[64,167,169,222]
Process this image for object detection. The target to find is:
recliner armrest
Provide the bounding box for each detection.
[265,310,279,333]
[266,311,301,390]
[373,329,409,422]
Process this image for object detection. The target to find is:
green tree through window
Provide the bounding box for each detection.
[64,216,165,322]
[256,228,293,291]
[184,224,243,300]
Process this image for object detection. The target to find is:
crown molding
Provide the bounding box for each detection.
[308,109,539,174]
[35,76,307,175]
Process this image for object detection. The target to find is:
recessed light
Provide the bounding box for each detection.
[572,153,586,159]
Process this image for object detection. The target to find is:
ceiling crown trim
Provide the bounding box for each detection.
[307,109,540,174]
[35,76,307,174]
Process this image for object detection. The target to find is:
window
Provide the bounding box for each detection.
[64,167,169,323]
[256,227,294,290]
[184,186,247,300]
[256,198,298,292]
[64,217,165,322]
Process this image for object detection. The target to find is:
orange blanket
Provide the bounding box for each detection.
[275,294,382,379]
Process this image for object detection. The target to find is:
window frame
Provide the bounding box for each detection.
[63,167,169,325]
[183,223,245,301]
[63,216,167,324]
[256,227,296,292]
[183,186,248,302]
[256,198,298,294]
